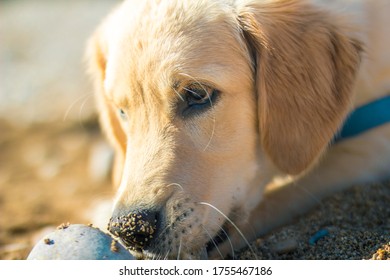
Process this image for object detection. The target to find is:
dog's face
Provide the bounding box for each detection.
[87,0,361,259]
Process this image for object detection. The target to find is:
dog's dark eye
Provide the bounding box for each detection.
[184,86,214,107]
[184,85,219,112]
[118,108,127,120]
[177,83,219,117]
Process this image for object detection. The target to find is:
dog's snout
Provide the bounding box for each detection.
[108,209,159,250]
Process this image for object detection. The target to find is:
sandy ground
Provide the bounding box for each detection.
[0,0,389,261]
[0,118,115,260]
[239,182,390,260]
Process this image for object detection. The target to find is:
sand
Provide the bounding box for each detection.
[238,182,390,260]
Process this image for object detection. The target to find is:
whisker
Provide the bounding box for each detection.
[199,201,257,260]
[166,183,184,192]
[298,185,322,204]
[156,250,163,260]
[177,238,182,260]
[154,250,163,261]
[178,73,217,152]
[157,225,171,240]
[78,94,93,124]
[218,225,235,259]
[201,224,223,259]
[164,249,171,260]
[202,98,216,152]
[63,93,92,122]
[194,81,217,152]
[205,218,236,259]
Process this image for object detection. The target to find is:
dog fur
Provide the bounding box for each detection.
[86,0,390,259]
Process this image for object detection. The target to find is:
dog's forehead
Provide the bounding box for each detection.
[104,0,251,108]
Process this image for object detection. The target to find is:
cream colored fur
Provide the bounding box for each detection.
[86,0,390,259]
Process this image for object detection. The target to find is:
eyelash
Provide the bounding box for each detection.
[182,84,219,116]
[185,87,212,106]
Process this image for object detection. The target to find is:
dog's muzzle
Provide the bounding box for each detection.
[108,209,159,250]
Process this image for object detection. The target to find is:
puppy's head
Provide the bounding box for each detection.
[87,0,362,259]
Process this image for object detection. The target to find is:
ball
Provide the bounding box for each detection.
[27,224,135,260]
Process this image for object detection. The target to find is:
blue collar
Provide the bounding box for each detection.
[333,95,390,143]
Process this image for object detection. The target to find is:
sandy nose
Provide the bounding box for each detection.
[108,209,159,250]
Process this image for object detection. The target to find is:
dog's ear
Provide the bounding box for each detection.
[237,0,363,174]
[86,29,126,186]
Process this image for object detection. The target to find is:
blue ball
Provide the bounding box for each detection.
[27,224,135,260]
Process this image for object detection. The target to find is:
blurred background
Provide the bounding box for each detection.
[0,0,119,259]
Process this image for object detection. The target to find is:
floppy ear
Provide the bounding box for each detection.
[86,29,126,186]
[237,0,363,174]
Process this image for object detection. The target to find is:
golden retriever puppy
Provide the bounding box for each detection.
[86,0,390,259]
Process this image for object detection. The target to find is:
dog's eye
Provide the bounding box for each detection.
[178,84,219,117]
[184,85,218,109]
[184,86,213,106]
[118,108,127,120]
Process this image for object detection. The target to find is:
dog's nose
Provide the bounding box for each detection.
[108,209,159,250]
